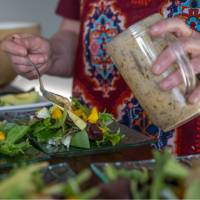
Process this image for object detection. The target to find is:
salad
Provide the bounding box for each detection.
[0,163,98,199]
[97,150,200,199]
[0,98,124,156]
[1,150,200,199]
[0,91,39,106]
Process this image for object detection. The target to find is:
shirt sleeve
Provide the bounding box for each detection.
[56,0,80,20]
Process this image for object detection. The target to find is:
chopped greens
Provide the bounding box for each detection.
[99,112,113,125]
[0,163,47,199]
[71,97,90,115]
[1,150,200,199]
[0,99,5,106]
[0,163,99,199]
[0,91,39,106]
[0,122,30,156]
[102,150,198,199]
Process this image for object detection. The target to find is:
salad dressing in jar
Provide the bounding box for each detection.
[107,13,200,131]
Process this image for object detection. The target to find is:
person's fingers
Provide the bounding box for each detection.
[152,46,176,75]
[11,54,48,66]
[13,64,33,74]
[14,36,50,54]
[159,70,182,91]
[23,70,39,80]
[1,39,27,56]
[1,34,37,56]
[29,54,49,64]
[191,57,200,74]
[150,17,193,38]
[188,85,200,104]
[12,33,33,39]
[157,57,200,92]
[181,37,200,57]
[152,38,200,75]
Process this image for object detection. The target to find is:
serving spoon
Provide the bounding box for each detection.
[27,57,71,109]
[27,56,87,130]
[11,35,71,109]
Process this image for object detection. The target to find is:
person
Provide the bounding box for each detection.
[1,0,200,155]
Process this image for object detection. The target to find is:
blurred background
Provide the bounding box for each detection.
[0,0,72,98]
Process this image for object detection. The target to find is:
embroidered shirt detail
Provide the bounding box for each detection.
[83,0,126,98]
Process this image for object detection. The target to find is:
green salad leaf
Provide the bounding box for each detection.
[0,163,47,199]
[185,180,200,199]
[99,112,113,125]
[6,125,29,144]
[0,123,30,156]
[102,150,196,199]
[0,142,30,156]
[30,118,62,142]
[71,97,90,115]
[150,150,189,199]
[0,99,5,106]
[0,163,98,199]
[95,125,124,147]
[71,130,90,149]
[104,128,124,146]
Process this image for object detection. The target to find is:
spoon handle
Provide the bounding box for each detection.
[27,57,45,91]
[27,56,71,109]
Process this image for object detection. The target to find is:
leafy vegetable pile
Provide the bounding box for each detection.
[0,163,98,199]
[0,150,200,199]
[0,122,30,156]
[102,150,200,199]
[0,91,39,106]
[0,98,124,156]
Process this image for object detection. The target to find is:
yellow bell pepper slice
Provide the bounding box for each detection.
[88,107,99,124]
[0,131,6,141]
[51,106,63,120]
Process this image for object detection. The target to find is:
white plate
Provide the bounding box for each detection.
[0,101,52,112]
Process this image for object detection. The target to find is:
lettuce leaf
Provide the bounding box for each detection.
[6,125,29,144]
[99,112,113,125]
[0,163,47,199]
[0,123,30,156]
[0,142,30,156]
[71,130,90,149]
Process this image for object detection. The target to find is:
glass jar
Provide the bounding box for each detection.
[107,13,200,131]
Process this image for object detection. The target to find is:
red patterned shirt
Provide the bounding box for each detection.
[56,0,200,155]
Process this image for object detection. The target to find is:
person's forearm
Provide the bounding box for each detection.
[47,29,79,77]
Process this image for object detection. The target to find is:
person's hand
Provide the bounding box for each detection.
[150,18,200,104]
[1,33,52,79]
